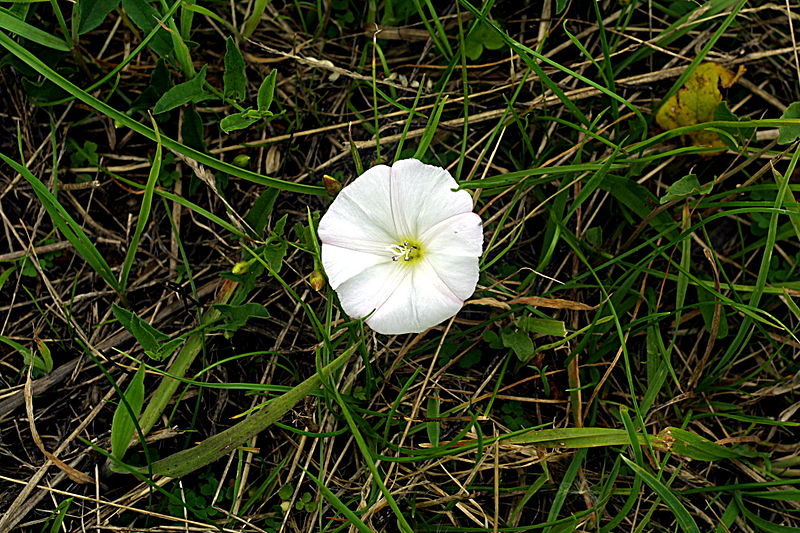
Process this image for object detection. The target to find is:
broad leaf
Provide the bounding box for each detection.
[220,111,259,133]
[517,317,566,337]
[223,36,246,100]
[153,65,210,114]
[257,70,278,112]
[501,329,534,361]
[655,62,743,148]
[121,0,173,56]
[213,303,270,333]
[75,0,121,34]
[778,101,800,145]
[112,304,177,360]
[660,174,713,204]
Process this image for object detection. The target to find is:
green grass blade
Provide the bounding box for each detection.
[0,31,324,195]
[241,0,272,39]
[303,467,374,533]
[543,448,586,533]
[0,152,120,294]
[119,118,161,294]
[413,95,447,160]
[110,364,145,459]
[620,456,700,533]
[0,6,70,50]
[139,345,356,477]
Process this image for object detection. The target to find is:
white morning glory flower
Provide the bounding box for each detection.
[318,158,482,335]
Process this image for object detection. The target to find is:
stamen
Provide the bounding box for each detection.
[386,240,420,263]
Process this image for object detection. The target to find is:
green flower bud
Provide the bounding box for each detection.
[232,154,251,168]
[232,261,251,275]
[309,270,325,291]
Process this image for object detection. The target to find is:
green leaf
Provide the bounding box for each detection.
[241,0,272,40]
[181,2,229,28]
[713,101,754,150]
[134,346,356,477]
[245,188,279,237]
[599,174,678,238]
[47,497,72,533]
[75,0,121,34]
[0,265,17,292]
[660,174,713,204]
[131,59,171,111]
[223,36,246,100]
[110,364,146,459]
[0,7,70,51]
[501,330,534,361]
[121,0,173,56]
[778,102,800,145]
[620,456,700,533]
[181,106,206,152]
[220,111,259,133]
[153,65,210,114]
[737,494,800,533]
[0,153,120,293]
[414,94,447,159]
[661,427,745,461]
[135,283,237,439]
[263,214,289,272]
[119,117,161,294]
[35,338,53,374]
[112,304,170,357]
[517,317,567,337]
[212,303,270,333]
[464,20,506,61]
[0,335,32,364]
[426,396,440,447]
[256,70,278,112]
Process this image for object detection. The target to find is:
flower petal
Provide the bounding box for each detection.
[318,164,396,247]
[368,260,465,334]
[422,212,483,258]
[334,262,410,329]
[423,254,479,301]
[333,259,464,335]
[389,159,474,236]
[321,243,391,290]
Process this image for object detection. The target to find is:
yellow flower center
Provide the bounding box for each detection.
[387,240,422,264]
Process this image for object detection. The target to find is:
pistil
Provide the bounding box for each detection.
[387,240,420,262]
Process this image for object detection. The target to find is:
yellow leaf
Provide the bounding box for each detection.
[655,62,744,148]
